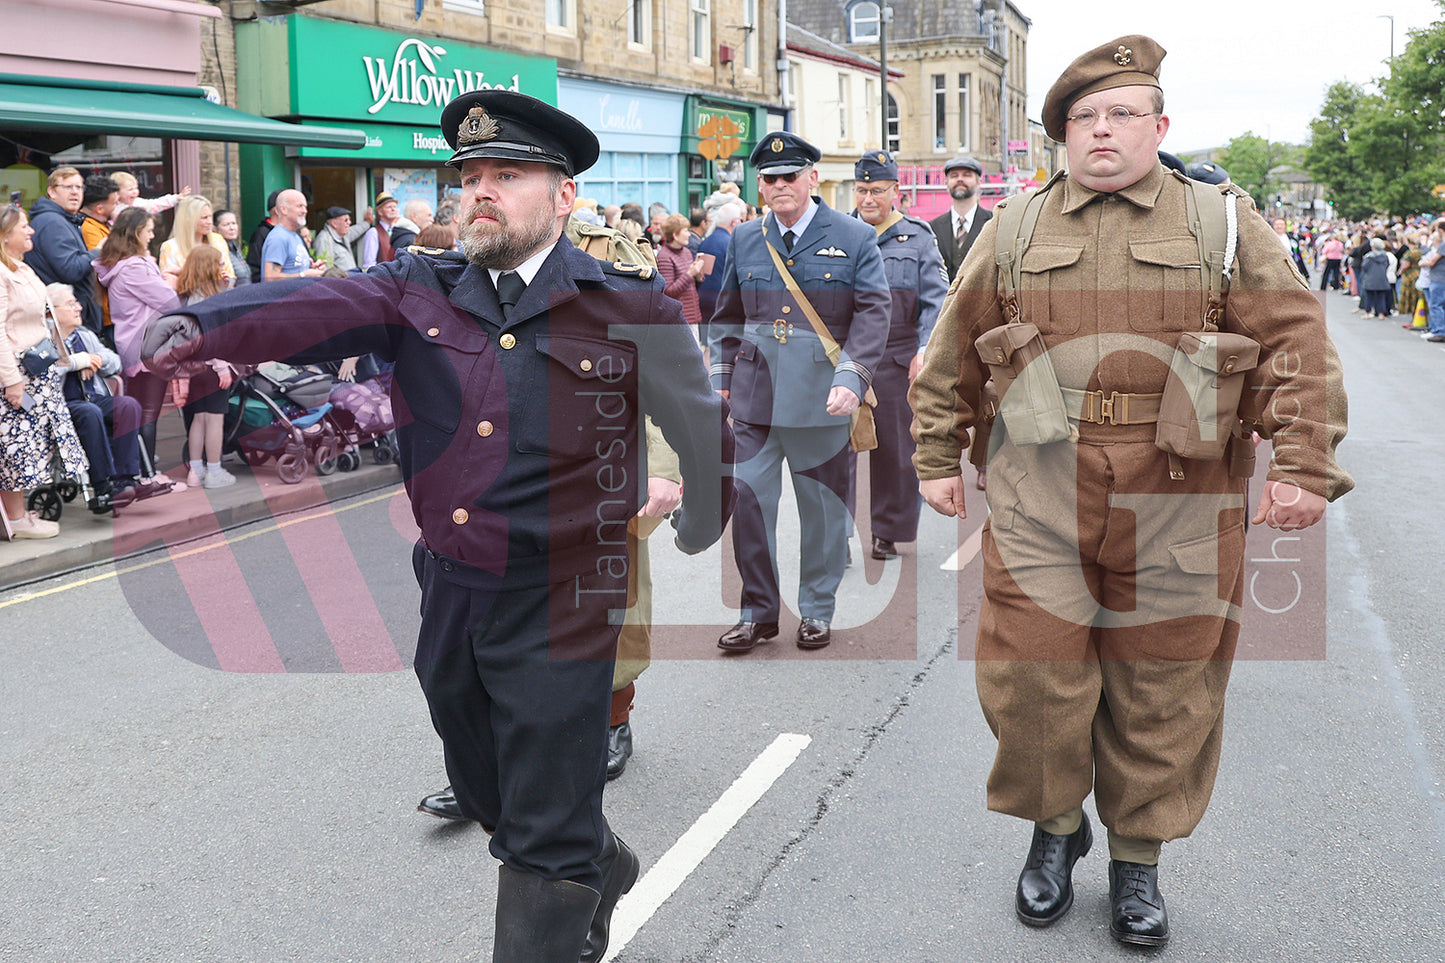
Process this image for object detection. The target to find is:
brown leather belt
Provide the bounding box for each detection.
[1061,387,1162,426]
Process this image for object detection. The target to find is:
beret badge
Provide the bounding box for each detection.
[1114,45,1132,66]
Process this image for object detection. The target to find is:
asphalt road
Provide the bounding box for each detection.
[2,287,1442,962]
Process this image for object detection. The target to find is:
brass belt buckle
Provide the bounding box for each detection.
[1084,390,1127,425]
[772,318,792,343]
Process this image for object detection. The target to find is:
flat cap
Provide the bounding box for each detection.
[1042,35,1166,142]
[749,130,821,175]
[855,150,898,183]
[440,89,599,177]
[943,156,983,175]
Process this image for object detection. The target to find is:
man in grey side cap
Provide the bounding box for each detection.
[929,155,990,282]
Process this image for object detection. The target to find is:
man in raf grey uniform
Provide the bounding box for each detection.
[143,89,735,963]
[848,150,947,560]
[929,155,991,283]
[709,130,890,651]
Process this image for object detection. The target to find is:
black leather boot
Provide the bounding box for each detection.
[1109,859,1169,947]
[606,722,633,780]
[416,785,466,821]
[1015,813,1092,926]
[492,865,599,963]
[579,833,641,962]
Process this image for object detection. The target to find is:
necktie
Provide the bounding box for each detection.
[496,271,525,321]
[955,219,967,250]
[783,230,796,253]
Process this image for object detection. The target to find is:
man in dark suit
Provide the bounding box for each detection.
[144,89,735,963]
[929,155,991,282]
[708,131,890,652]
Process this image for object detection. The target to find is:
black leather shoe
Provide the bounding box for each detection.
[606,721,632,780]
[579,833,640,962]
[796,617,831,649]
[870,536,898,560]
[718,620,779,652]
[417,785,468,821]
[1109,859,1169,947]
[1015,814,1092,926]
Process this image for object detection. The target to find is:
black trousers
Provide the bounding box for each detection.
[411,544,623,891]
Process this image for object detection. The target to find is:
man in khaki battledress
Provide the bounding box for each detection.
[910,35,1350,947]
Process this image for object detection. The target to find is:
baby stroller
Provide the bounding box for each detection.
[326,375,398,471]
[224,365,343,485]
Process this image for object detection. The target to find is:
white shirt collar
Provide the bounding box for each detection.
[488,239,559,289]
[953,206,976,236]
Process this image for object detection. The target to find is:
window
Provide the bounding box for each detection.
[933,74,947,151]
[957,73,970,151]
[628,0,650,48]
[886,95,900,154]
[441,0,485,15]
[743,0,758,71]
[546,0,573,32]
[838,74,850,140]
[690,0,710,62]
[848,1,880,43]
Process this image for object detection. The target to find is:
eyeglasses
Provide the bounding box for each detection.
[853,186,895,198]
[760,169,808,185]
[1065,106,1158,129]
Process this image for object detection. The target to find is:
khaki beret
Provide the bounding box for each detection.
[1042,35,1166,142]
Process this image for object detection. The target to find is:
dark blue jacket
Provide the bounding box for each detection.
[26,196,102,334]
[146,239,736,586]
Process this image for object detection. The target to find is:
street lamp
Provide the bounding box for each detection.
[1378,14,1395,63]
[878,4,892,152]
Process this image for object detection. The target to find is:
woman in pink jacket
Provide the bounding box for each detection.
[1319,232,1345,292]
[655,213,704,330]
[94,207,182,489]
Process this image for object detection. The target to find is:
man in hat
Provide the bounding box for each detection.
[142,88,734,962]
[708,130,889,652]
[311,205,369,273]
[910,35,1350,946]
[849,150,947,560]
[360,191,415,268]
[930,156,989,283]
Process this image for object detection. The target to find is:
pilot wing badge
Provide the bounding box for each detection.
[815,246,849,258]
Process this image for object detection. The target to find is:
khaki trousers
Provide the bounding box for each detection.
[975,437,1246,843]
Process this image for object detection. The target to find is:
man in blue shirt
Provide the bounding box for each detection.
[260,189,323,280]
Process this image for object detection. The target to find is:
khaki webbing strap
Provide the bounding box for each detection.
[1060,387,1163,425]
[993,170,1064,323]
[1177,171,1235,331]
[763,237,878,407]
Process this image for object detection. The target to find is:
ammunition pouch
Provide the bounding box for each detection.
[1155,331,1260,461]
[974,323,1072,446]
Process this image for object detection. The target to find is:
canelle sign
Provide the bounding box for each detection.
[364,38,519,114]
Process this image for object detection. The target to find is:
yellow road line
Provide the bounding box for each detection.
[0,486,404,611]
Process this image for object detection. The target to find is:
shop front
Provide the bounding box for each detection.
[557,77,684,212]
[681,97,770,212]
[235,14,557,234]
[0,1,361,216]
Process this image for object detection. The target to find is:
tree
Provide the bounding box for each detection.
[1219,132,1295,208]
[1302,82,1376,221]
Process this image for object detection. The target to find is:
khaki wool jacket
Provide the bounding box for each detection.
[910,162,1352,502]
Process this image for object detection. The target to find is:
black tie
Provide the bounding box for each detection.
[783,230,796,253]
[496,271,525,321]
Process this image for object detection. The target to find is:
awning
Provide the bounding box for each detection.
[0,73,366,150]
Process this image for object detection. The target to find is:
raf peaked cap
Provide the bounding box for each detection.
[943,155,983,175]
[855,150,898,182]
[749,130,821,175]
[1042,35,1166,142]
[440,89,599,177]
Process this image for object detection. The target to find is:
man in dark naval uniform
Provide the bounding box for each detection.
[848,150,948,560]
[143,90,735,963]
[708,131,890,652]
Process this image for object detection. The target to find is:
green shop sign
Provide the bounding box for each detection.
[693,105,752,144]
[237,15,557,126]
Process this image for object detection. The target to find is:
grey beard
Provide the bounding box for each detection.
[458,206,558,270]
[950,184,976,201]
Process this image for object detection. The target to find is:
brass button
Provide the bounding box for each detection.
[786,259,795,266]
[476,421,494,437]
[781,306,791,314]
[499,333,517,349]
[579,359,593,372]
[427,327,440,337]
[824,272,832,279]
[451,508,469,524]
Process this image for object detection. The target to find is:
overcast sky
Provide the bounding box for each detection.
[1019,0,1441,153]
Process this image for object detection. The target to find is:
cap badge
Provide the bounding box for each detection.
[771,137,784,153]
[459,106,500,146]
[876,153,887,164]
[1114,45,1132,66]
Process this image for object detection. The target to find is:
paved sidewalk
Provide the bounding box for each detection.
[0,411,404,591]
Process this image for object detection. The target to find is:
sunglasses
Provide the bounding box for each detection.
[760,170,807,185]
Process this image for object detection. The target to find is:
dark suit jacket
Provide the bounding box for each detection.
[930,206,993,282]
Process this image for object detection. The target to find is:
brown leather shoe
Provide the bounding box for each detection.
[718,620,779,652]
